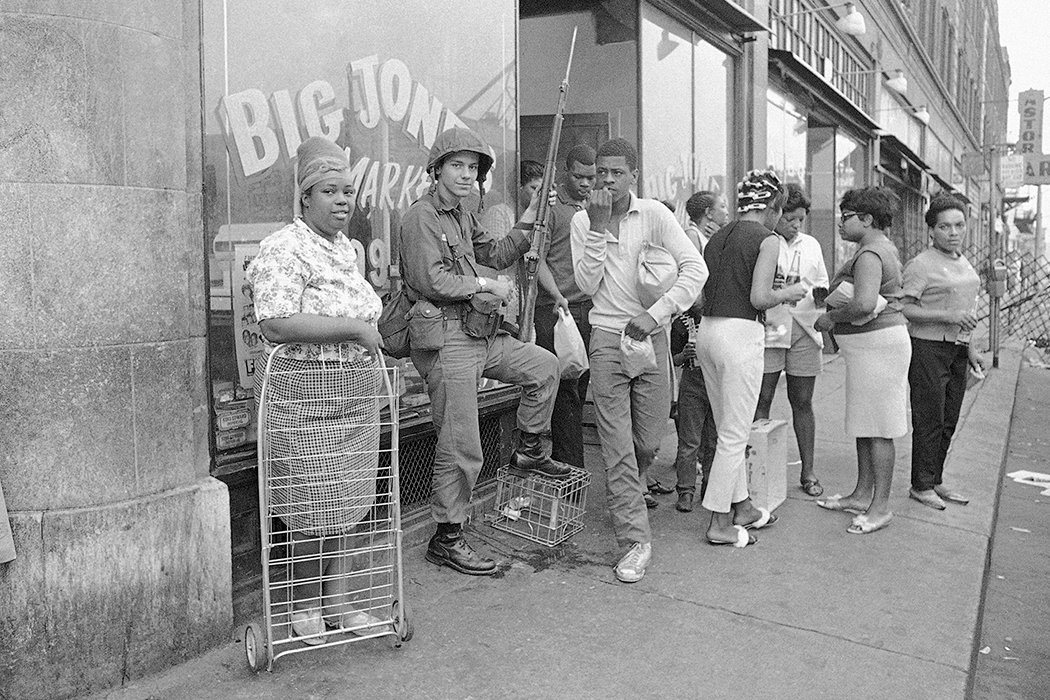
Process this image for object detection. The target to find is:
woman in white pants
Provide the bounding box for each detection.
[696,171,807,547]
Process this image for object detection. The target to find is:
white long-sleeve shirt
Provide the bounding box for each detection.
[571,193,708,333]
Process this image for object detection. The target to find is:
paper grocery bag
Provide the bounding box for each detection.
[745,419,788,512]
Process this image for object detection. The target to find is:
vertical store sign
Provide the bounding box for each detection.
[233,244,262,389]
[1018,90,1044,155]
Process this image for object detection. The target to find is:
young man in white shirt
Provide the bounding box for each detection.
[571,138,708,583]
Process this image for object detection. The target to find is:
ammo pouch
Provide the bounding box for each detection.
[460,292,503,339]
[406,299,446,351]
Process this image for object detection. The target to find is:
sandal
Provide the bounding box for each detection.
[816,494,865,515]
[846,512,893,535]
[647,480,675,495]
[707,525,757,548]
[800,478,824,497]
[742,507,778,531]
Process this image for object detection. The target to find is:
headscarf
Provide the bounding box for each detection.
[736,169,783,213]
[297,137,351,194]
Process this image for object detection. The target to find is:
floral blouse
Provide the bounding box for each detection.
[247,218,382,362]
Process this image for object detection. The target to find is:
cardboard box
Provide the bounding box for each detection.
[746,419,788,512]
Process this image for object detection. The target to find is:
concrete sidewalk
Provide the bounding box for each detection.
[98,346,1022,700]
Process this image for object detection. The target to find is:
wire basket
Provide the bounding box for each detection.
[490,466,591,546]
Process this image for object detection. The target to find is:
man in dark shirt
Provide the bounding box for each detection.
[399,127,571,576]
[532,144,597,468]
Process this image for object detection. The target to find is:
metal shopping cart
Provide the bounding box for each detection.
[243,344,412,672]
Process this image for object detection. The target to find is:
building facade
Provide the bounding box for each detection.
[0,1,1009,696]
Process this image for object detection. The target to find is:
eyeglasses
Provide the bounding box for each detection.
[840,211,859,224]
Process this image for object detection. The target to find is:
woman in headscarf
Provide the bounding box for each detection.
[901,194,987,510]
[695,171,807,547]
[247,136,386,644]
[814,187,910,535]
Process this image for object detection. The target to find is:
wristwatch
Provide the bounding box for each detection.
[476,277,487,292]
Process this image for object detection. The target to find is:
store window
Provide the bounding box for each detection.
[833,132,865,267]
[519,1,637,168]
[202,0,517,473]
[767,88,807,185]
[640,3,734,217]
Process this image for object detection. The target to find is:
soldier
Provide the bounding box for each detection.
[399,127,571,577]
[571,138,708,583]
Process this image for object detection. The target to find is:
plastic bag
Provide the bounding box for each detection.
[620,330,657,379]
[553,308,589,380]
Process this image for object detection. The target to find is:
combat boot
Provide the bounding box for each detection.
[510,431,572,480]
[425,523,497,576]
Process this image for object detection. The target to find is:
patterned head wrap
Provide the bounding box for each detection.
[736,169,784,213]
[297,137,351,193]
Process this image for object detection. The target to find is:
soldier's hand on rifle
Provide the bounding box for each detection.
[625,311,658,340]
[520,183,557,225]
[587,188,613,232]
[484,276,515,303]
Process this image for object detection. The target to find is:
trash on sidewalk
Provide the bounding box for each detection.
[1006,470,1050,495]
[491,466,591,546]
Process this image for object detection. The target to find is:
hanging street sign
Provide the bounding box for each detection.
[1018,89,1045,155]
[1001,154,1025,188]
[1023,153,1050,185]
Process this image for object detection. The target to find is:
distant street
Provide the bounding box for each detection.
[970,355,1050,699]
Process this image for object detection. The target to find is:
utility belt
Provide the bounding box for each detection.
[408,293,505,351]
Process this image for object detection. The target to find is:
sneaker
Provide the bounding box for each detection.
[291,608,328,645]
[614,542,651,583]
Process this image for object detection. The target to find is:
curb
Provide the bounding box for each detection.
[954,344,1024,695]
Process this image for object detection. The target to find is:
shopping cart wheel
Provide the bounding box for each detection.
[391,600,414,646]
[244,622,268,672]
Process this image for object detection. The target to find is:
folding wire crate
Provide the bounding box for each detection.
[243,344,412,672]
[491,465,591,546]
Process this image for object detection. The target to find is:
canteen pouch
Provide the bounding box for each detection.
[378,289,413,359]
[461,292,503,339]
[406,299,446,351]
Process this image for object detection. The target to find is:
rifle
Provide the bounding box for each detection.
[518,26,578,343]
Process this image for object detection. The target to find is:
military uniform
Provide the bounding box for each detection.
[398,127,570,575]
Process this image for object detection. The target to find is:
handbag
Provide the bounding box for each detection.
[637,240,678,307]
[378,287,413,358]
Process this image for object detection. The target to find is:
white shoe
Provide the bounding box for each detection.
[291,608,328,645]
[336,610,391,636]
[615,542,651,583]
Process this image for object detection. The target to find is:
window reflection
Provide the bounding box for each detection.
[641,4,733,219]
[202,0,517,463]
[767,88,807,185]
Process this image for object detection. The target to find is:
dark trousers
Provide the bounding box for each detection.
[908,337,968,491]
[673,366,717,496]
[534,300,593,468]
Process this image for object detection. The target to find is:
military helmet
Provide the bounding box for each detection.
[426,126,495,184]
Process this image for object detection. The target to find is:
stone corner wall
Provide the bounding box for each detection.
[0,1,232,696]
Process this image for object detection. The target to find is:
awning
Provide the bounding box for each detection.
[691,0,770,33]
[878,132,930,172]
[768,49,880,133]
[925,168,970,203]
